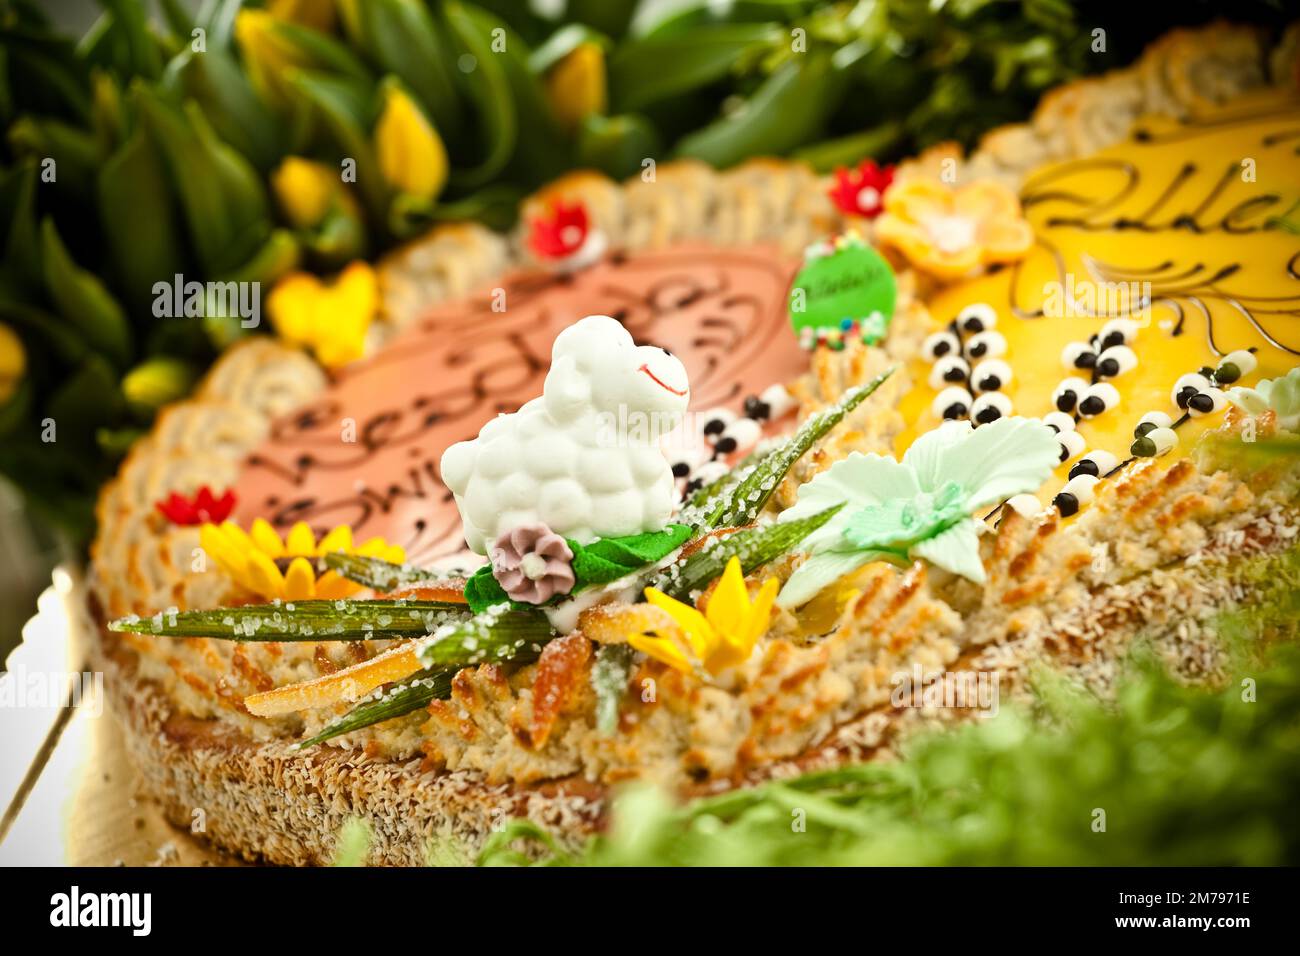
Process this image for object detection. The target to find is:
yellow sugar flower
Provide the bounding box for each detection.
[199,519,404,602]
[268,261,377,368]
[875,177,1034,281]
[629,557,778,676]
[374,83,449,202]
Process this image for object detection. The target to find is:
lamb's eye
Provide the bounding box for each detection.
[929,355,970,389]
[1095,344,1137,379]
[660,347,673,356]
[922,331,960,361]
[932,385,972,420]
[971,391,1012,424]
[957,302,996,334]
[966,330,1006,359]
[972,358,1012,393]
[1052,376,1089,413]
[1077,382,1120,418]
[1061,342,1096,370]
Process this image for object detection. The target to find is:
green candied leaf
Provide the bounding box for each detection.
[443,2,518,189]
[108,599,471,641]
[416,607,555,668]
[701,367,894,530]
[649,504,844,601]
[295,665,458,749]
[591,643,636,735]
[323,551,458,592]
[673,51,848,168]
[608,22,778,112]
[39,219,132,369]
[331,818,371,867]
[97,122,188,310]
[570,524,693,587]
[463,566,509,615]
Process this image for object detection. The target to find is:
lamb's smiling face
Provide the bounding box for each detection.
[546,315,690,425]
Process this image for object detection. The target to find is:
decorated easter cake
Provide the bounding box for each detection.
[90,22,1300,865]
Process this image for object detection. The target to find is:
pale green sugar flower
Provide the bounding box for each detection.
[776,416,1059,608]
[1227,366,1300,432]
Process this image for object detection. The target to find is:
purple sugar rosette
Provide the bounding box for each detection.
[489,522,576,604]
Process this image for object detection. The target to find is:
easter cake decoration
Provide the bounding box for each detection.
[90,23,1300,866]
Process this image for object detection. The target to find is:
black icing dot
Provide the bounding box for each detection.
[1058,443,1071,463]
[1134,421,1158,438]
[1188,392,1215,413]
[1101,331,1125,350]
[942,403,967,420]
[1131,436,1157,457]
[1097,358,1120,377]
[1175,386,1197,409]
[969,342,988,358]
[1069,460,1100,480]
[743,396,771,420]
[974,406,1002,424]
[1074,351,1097,369]
[683,478,703,495]
[1056,392,1077,412]
[1053,492,1080,517]
[977,375,1002,391]
[961,317,985,334]
[1079,396,1105,416]
[703,418,727,436]
[715,436,738,454]
[671,461,690,478]
[943,366,966,383]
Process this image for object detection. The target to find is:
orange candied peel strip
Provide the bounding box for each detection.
[244,641,424,717]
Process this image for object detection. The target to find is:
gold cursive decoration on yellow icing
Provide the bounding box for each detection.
[897,90,1300,503]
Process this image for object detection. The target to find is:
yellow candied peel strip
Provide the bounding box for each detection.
[244,641,424,717]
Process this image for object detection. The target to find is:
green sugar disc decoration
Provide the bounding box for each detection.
[788,233,897,350]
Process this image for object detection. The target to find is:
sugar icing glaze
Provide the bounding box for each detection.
[233,244,806,562]
[896,91,1300,499]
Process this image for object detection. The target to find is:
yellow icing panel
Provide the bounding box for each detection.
[897,91,1300,501]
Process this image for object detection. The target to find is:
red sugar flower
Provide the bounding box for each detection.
[828,159,895,218]
[156,486,237,526]
[528,199,590,259]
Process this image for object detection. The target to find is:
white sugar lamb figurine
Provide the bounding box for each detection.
[440,314,690,554]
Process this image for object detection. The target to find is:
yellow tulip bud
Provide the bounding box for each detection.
[0,322,25,406]
[546,43,607,133]
[122,357,197,414]
[267,0,336,33]
[374,84,448,202]
[272,157,339,230]
[234,9,310,112]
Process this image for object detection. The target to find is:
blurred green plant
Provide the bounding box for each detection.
[479,541,1300,867]
[0,0,1288,544]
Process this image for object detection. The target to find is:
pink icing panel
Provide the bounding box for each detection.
[233,244,808,562]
